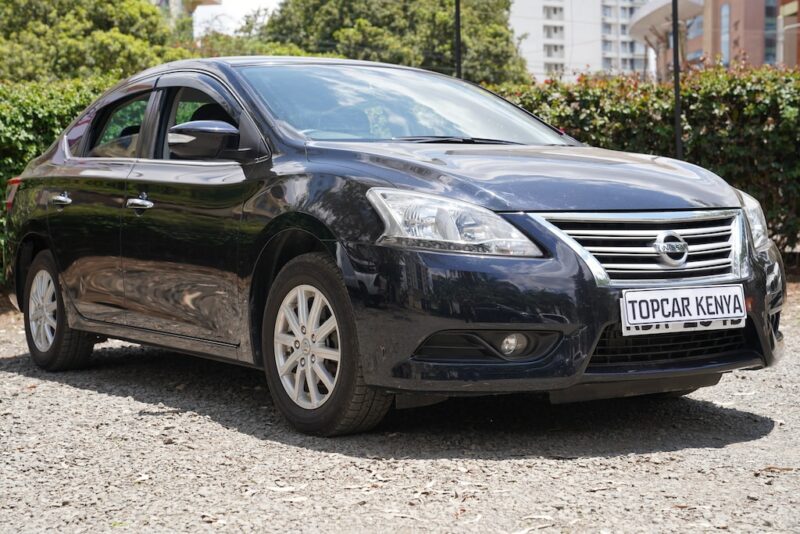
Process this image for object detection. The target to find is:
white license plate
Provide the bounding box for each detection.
[620,285,746,337]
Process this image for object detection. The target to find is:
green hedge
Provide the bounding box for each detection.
[1,66,799,260]
[0,77,114,181]
[492,65,800,252]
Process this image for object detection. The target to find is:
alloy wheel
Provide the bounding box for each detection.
[28,269,58,352]
[274,284,341,409]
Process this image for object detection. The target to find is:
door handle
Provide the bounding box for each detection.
[50,192,72,207]
[126,193,154,210]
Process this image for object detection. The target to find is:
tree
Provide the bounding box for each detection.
[0,0,192,81]
[173,7,339,62]
[260,0,529,84]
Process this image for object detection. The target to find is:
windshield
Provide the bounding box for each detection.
[238,65,568,145]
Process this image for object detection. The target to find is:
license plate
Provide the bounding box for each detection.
[620,285,746,337]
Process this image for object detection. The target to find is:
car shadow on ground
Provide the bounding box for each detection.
[1,345,775,460]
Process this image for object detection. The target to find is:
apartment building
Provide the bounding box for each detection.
[699,0,779,65]
[780,0,799,65]
[631,0,786,79]
[511,0,649,80]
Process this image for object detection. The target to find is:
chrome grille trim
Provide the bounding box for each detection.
[529,210,749,288]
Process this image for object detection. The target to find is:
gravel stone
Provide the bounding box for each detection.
[1,287,798,532]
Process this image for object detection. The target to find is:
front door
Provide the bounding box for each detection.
[47,86,156,323]
[120,73,254,344]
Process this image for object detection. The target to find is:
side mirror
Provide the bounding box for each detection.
[168,120,240,160]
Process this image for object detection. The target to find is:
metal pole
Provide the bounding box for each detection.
[671,0,683,160]
[455,0,462,79]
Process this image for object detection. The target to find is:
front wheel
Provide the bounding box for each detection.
[262,253,392,436]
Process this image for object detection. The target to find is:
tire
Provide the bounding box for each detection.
[262,252,393,436]
[23,251,94,371]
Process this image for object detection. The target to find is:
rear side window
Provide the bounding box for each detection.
[64,112,95,156]
[86,93,150,158]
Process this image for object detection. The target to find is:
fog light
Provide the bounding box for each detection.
[500,333,528,356]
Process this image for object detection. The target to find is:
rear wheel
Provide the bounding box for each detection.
[262,252,392,436]
[24,251,94,371]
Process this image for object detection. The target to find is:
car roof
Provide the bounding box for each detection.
[130,56,423,81]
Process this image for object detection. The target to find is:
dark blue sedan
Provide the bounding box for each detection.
[4,57,785,435]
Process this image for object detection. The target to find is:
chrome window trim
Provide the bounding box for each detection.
[62,136,244,167]
[530,210,750,288]
[62,137,138,165]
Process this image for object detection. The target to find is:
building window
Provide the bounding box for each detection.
[687,15,703,40]
[544,25,565,40]
[602,6,613,18]
[603,23,613,35]
[602,40,613,52]
[543,6,564,20]
[603,57,614,70]
[687,49,703,62]
[765,0,778,64]
[545,62,565,74]
[544,44,565,58]
[720,4,731,65]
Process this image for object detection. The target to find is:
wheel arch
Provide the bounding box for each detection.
[13,232,53,313]
[247,212,340,367]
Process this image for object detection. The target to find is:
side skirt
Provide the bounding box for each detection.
[65,300,255,369]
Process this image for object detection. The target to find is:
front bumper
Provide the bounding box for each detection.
[339,214,785,397]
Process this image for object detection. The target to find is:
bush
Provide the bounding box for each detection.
[0,78,114,181]
[492,64,800,252]
[0,77,113,285]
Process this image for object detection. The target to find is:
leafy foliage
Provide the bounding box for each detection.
[0,77,112,180]
[0,0,527,86]
[261,0,528,84]
[493,65,800,251]
[170,8,338,59]
[0,0,192,81]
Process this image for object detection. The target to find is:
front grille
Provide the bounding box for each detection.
[543,211,743,283]
[587,324,750,372]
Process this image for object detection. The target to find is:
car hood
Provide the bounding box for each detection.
[307,142,741,211]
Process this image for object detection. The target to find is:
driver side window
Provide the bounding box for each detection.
[160,87,236,160]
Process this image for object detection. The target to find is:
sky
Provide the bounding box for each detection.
[193,0,282,37]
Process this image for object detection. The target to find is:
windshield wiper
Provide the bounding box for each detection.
[391,136,523,145]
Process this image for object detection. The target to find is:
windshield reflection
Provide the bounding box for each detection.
[239,65,566,145]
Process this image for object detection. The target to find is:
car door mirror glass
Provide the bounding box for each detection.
[168,120,240,160]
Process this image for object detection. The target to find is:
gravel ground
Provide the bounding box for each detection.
[1,288,798,533]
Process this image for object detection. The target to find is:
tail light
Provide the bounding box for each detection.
[5,176,21,212]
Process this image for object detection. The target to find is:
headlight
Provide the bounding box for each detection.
[366,188,543,256]
[739,190,770,250]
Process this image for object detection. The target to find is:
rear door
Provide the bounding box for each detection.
[120,72,255,344]
[46,81,156,323]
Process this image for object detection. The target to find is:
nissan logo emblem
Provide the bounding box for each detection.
[653,231,689,267]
